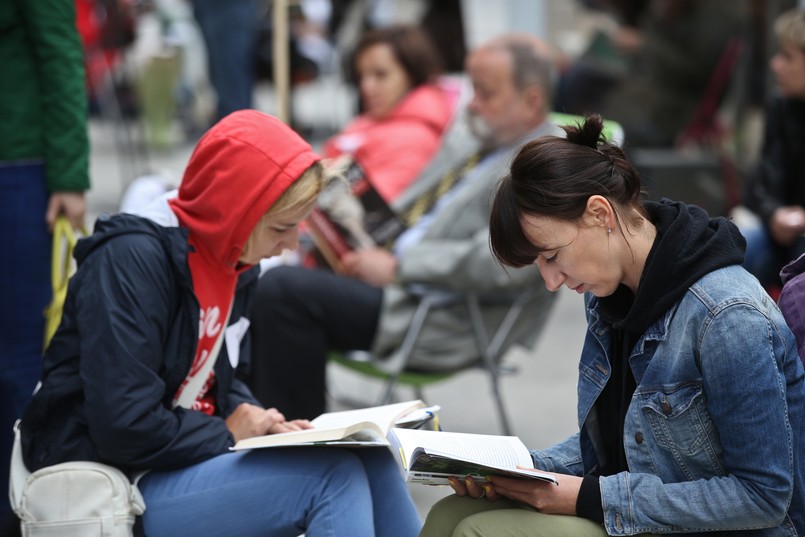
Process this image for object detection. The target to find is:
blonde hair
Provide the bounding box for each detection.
[775,8,805,51]
[240,161,325,260]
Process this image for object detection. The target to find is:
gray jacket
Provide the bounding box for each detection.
[372,120,563,370]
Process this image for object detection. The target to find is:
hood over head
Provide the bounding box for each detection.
[169,110,320,270]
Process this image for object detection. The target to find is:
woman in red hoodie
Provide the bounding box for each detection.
[323,24,456,202]
[18,110,422,536]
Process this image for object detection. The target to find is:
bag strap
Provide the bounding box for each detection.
[43,217,87,348]
[9,420,31,513]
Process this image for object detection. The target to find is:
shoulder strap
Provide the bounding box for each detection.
[9,420,30,513]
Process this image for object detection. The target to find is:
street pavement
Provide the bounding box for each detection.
[83,78,587,520]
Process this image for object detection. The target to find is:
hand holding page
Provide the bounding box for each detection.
[231,400,427,450]
[387,428,557,486]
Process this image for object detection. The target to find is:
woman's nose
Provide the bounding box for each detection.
[537,264,564,292]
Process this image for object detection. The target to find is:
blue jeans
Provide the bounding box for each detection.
[191,0,257,121]
[138,447,422,537]
[0,161,50,521]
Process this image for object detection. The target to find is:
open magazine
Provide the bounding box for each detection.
[305,158,405,270]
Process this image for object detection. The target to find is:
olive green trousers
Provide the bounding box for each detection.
[420,494,651,537]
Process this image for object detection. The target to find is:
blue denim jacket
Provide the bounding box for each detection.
[532,265,805,536]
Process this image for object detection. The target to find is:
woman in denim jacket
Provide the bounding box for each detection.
[419,115,805,536]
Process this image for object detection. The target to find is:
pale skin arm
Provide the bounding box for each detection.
[448,470,583,515]
[225,402,313,443]
[46,191,87,232]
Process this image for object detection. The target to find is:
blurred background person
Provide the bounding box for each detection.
[737,6,805,296]
[190,0,259,123]
[322,23,454,202]
[555,0,748,148]
[0,0,90,532]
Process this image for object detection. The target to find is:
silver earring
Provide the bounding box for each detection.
[607,227,613,233]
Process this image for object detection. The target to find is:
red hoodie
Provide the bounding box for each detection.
[168,110,320,412]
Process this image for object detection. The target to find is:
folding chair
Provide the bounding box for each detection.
[549,111,625,145]
[329,283,545,436]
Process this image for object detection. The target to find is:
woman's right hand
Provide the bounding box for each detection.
[225,403,311,442]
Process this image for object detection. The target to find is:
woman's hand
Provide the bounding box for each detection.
[448,470,582,515]
[225,403,311,442]
[448,476,499,501]
[268,419,313,434]
[489,471,582,515]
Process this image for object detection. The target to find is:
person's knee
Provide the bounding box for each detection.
[421,495,480,537]
[453,516,486,537]
[257,266,307,305]
[323,450,370,491]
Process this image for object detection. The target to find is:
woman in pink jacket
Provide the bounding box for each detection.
[323,25,456,202]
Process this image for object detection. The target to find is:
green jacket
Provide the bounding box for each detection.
[0,0,89,192]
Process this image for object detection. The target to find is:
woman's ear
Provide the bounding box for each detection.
[585,195,614,230]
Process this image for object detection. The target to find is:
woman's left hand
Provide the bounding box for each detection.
[225,403,312,441]
[488,470,582,515]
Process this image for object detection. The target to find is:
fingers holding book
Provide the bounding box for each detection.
[487,471,581,515]
[448,476,499,501]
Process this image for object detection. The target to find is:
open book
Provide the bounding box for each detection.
[387,428,557,486]
[305,158,405,271]
[231,400,431,450]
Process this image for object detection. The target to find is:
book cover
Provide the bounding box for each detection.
[231,400,427,450]
[387,428,558,486]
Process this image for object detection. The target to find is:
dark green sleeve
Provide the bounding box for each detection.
[20,0,90,192]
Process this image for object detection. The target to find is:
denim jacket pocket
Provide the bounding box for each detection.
[638,383,725,480]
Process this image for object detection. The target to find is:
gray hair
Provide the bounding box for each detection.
[484,34,556,108]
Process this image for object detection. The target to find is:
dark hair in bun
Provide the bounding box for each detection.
[490,114,646,267]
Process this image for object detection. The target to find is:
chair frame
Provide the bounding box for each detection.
[330,283,541,436]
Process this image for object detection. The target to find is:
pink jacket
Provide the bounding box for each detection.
[323,83,454,202]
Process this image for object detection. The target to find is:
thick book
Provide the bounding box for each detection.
[387,427,558,486]
[231,400,430,450]
[305,159,406,271]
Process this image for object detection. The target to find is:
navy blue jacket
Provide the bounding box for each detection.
[21,213,260,473]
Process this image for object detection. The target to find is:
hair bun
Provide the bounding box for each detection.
[564,114,605,149]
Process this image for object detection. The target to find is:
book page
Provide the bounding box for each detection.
[390,428,532,468]
[231,400,424,451]
[311,400,424,431]
[388,428,557,486]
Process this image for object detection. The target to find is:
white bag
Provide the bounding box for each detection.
[9,422,146,537]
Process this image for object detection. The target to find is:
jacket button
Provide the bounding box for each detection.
[635,432,644,444]
[662,399,672,415]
